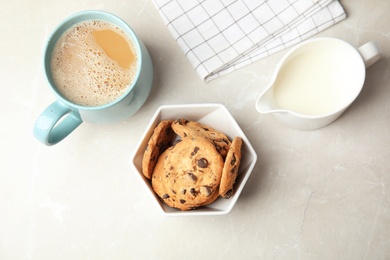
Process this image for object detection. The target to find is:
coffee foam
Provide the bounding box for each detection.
[50,20,138,107]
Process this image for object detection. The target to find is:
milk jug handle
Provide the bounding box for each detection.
[358,41,382,68]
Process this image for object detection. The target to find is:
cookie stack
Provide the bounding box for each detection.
[142,119,242,211]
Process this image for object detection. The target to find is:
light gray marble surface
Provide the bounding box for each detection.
[1,0,389,259]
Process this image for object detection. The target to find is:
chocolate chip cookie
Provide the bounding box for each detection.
[151,137,224,210]
[172,119,231,158]
[142,119,175,179]
[219,136,242,199]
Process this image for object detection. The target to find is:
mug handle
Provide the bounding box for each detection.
[33,101,83,146]
[358,41,382,68]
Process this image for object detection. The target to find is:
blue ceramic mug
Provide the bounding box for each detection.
[33,10,153,145]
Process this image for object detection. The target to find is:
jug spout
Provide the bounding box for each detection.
[256,86,280,114]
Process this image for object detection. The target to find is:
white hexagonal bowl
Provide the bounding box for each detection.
[130,103,257,216]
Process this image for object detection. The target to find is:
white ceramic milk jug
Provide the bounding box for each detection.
[255,37,382,130]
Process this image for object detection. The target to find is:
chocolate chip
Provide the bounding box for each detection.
[182,189,187,194]
[200,186,212,197]
[190,188,197,196]
[162,194,170,199]
[187,172,197,182]
[177,119,188,125]
[230,153,237,165]
[221,138,229,144]
[223,189,233,199]
[212,140,222,152]
[197,158,208,168]
[191,147,199,156]
[180,199,186,204]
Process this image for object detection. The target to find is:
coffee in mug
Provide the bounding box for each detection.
[51,20,138,106]
[33,11,153,146]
